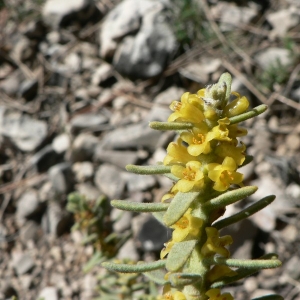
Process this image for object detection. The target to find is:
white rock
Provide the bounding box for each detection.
[38,287,58,300]
[52,133,70,154]
[43,0,96,28]
[254,47,291,70]
[267,8,300,38]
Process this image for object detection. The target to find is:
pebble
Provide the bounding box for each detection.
[71,133,98,162]
[72,161,94,182]
[94,164,126,199]
[48,162,74,195]
[13,253,35,275]
[38,286,58,300]
[125,173,156,192]
[70,113,108,134]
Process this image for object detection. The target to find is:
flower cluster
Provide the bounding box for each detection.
[160,82,250,299]
[163,88,249,194]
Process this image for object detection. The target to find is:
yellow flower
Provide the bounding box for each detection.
[207,157,243,192]
[201,227,233,258]
[215,141,246,166]
[205,288,234,300]
[223,92,249,117]
[208,118,232,142]
[207,265,237,282]
[157,285,186,300]
[171,208,203,242]
[164,138,196,166]
[168,92,205,124]
[181,123,212,156]
[171,161,204,192]
[228,124,247,138]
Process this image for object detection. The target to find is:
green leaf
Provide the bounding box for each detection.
[163,192,199,226]
[229,104,268,124]
[143,269,168,285]
[168,273,201,287]
[102,260,165,273]
[149,121,193,130]
[213,195,276,230]
[111,200,169,212]
[164,173,179,182]
[203,256,282,269]
[239,155,253,168]
[126,164,171,175]
[166,240,197,272]
[202,186,258,211]
[84,251,105,272]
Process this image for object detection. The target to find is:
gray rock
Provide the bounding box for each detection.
[71,133,98,162]
[11,36,34,62]
[42,202,72,236]
[48,162,74,195]
[13,253,35,275]
[91,63,117,87]
[0,70,23,96]
[125,173,156,192]
[117,238,139,261]
[72,161,94,182]
[19,79,38,101]
[100,0,176,78]
[38,286,58,300]
[19,221,40,243]
[42,0,97,29]
[76,183,102,201]
[16,189,42,222]
[267,8,300,38]
[70,113,108,134]
[254,47,292,70]
[30,145,62,173]
[111,208,132,233]
[212,2,258,31]
[132,214,169,251]
[101,122,162,151]
[94,147,140,169]
[285,256,300,280]
[94,164,126,199]
[0,107,47,152]
[52,133,70,154]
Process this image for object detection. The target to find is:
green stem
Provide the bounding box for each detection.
[126,164,171,174]
[111,200,169,212]
[149,121,194,130]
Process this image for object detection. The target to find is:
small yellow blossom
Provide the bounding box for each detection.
[171,208,203,242]
[171,161,204,192]
[207,157,243,192]
[157,285,186,300]
[181,123,212,156]
[164,138,196,166]
[201,227,233,257]
[209,118,232,142]
[223,92,249,117]
[168,92,205,124]
[215,141,246,166]
[205,288,234,300]
[228,124,247,138]
[207,265,237,282]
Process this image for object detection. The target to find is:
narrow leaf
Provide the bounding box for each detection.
[149,121,193,131]
[102,260,165,273]
[239,155,253,168]
[163,192,199,226]
[218,72,232,102]
[126,164,171,175]
[203,186,257,211]
[166,240,197,272]
[111,200,169,212]
[229,104,267,124]
[164,173,179,182]
[143,269,168,285]
[213,195,276,230]
[169,273,201,287]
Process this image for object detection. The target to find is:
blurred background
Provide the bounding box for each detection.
[1,0,300,299]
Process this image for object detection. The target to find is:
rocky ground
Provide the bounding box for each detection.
[1,0,300,299]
